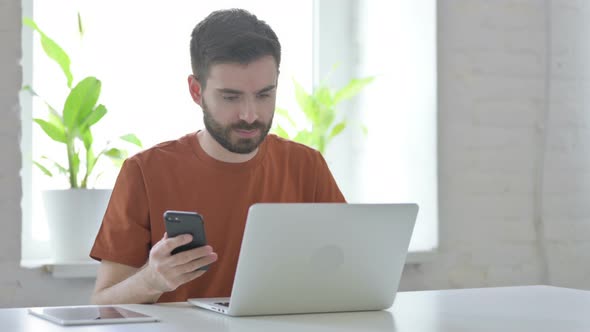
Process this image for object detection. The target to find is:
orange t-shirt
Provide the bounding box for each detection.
[90,132,345,302]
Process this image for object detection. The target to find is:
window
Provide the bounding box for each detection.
[21,0,437,264]
[315,0,438,254]
[356,1,438,253]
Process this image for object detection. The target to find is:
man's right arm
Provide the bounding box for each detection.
[91,260,163,304]
[91,234,218,305]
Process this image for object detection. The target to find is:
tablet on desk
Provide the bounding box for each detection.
[28,306,159,326]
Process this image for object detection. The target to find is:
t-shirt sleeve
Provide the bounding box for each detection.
[313,151,347,203]
[89,157,152,268]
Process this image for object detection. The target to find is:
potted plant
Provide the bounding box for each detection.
[23,16,142,262]
[273,74,374,155]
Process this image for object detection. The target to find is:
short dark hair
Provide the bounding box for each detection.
[190,9,281,87]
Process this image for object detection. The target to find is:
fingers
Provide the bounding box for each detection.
[155,234,193,256]
[164,234,194,253]
[170,245,213,266]
[177,252,218,274]
[146,234,217,292]
[150,234,192,262]
[176,254,218,285]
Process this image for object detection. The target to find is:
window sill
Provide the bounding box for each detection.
[21,259,99,278]
[21,250,436,279]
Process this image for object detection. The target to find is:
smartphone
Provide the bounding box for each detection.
[163,210,209,270]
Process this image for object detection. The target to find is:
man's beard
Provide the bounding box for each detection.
[202,98,272,154]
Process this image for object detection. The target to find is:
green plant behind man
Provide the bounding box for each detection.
[23,15,142,188]
[274,75,374,155]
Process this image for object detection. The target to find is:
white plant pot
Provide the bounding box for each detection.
[42,189,112,263]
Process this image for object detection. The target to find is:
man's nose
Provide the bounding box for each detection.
[239,99,258,123]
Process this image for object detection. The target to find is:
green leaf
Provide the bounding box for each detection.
[23,85,61,116]
[33,118,67,143]
[21,85,37,97]
[120,134,142,148]
[293,79,318,123]
[315,86,333,108]
[329,121,347,139]
[317,106,336,133]
[316,137,326,155]
[104,148,128,168]
[317,64,339,87]
[63,76,101,130]
[362,124,369,136]
[333,77,375,104]
[41,156,67,175]
[82,146,96,188]
[48,108,64,128]
[23,17,74,88]
[86,147,97,173]
[33,161,53,177]
[275,107,297,128]
[71,151,81,187]
[104,148,127,159]
[274,125,290,139]
[80,104,107,128]
[110,158,125,168]
[313,87,336,134]
[93,171,105,184]
[77,12,84,37]
[72,151,80,173]
[293,130,313,146]
[81,127,93,150]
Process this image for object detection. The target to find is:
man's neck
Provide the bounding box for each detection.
[197,130,258,163]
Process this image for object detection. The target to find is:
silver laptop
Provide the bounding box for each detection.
[188,203,418,316]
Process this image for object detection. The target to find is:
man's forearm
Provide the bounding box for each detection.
[91,267,163,305]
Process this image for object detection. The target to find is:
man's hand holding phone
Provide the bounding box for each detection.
[143,232,217,293]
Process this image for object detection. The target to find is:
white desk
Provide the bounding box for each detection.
[2,286,589,331]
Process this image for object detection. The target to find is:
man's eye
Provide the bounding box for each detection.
[257,93,270,99]
[223,95,239,101]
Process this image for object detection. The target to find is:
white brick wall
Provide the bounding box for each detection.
[401,0,590,291]
[543,0,590,289]
[1,0,588,307]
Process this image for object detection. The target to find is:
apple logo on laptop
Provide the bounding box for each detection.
[310,245,345,271]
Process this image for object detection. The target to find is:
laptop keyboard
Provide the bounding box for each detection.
[215,302,230,307]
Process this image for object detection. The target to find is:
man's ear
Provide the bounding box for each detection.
[187,75,203,106]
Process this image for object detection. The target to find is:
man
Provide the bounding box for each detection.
[90,8,345,305]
